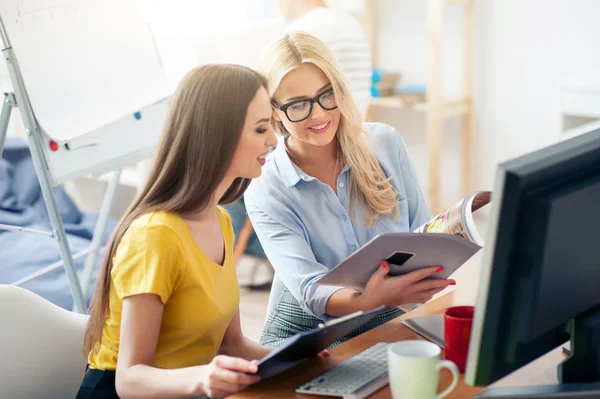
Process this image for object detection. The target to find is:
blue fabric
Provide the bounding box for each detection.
[0,138,117,309]
[244,123,431,320]
[222,197,266,259]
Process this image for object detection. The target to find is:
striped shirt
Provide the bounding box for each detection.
[287,7,372,119]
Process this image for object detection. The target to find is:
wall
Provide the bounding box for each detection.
[372,0,600,201]
[3,0,599,201]
[372,0,467,205]
[476,0,600,189]
[557,0,600,95]
[474,0,559,191]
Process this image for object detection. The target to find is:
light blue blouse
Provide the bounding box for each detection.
[244,123,431,321]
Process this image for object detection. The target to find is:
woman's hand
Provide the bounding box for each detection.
[195,355,261,399]
[358,261,455,310]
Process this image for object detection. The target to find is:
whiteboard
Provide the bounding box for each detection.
[0,0,170,141]
[44,96,170,183]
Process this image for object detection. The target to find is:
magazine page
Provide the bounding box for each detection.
[415,191,491,245]
[462,191,492,246]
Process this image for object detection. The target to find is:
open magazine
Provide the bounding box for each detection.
[315,191,492,291]
[415,191,492,246]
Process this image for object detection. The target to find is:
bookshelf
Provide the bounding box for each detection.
[362,0,475,213]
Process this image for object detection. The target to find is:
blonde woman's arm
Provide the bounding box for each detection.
[246,202,451,318]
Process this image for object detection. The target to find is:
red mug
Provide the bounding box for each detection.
[443,305,475,373]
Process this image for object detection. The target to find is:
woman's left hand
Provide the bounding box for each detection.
[318,349,331,358]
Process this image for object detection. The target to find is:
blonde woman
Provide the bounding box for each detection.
[244,33,455,347]
[77,65,278,399]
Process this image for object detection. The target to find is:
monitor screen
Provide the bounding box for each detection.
[466,128,600,387]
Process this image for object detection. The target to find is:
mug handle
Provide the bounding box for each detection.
[435,360,459,399]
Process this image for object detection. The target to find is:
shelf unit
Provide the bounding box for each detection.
[561,87,600,137]
[363,0,475,213]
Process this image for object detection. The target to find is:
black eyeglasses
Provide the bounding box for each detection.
[273,89,337,123]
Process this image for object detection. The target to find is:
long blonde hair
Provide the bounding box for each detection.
[82,64,267,356]
[257,32,398,226]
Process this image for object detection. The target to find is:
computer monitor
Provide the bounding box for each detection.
[465,127,600,398]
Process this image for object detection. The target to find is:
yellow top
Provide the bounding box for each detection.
[88,208,239,370]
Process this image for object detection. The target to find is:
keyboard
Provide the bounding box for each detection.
[295,342,390,399]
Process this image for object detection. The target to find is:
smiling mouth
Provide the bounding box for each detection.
[307,121,330,133]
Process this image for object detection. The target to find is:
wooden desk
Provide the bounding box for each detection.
[232,251,566,399]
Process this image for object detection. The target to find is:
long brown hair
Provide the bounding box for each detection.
[82,64,267,356]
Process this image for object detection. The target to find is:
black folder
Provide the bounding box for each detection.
[257,306,387,380]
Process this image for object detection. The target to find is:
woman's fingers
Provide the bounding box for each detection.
[202,357,261,399]
[402,265,445,284]
[319,349,330,357]
[419,285,451,298]
[365,261,391,290]
[410,277,454,293]
[412,289,445,304]
[376,261,390,279]
[214,355,258,374]
[212,367,260,386]
[205,378,245,399]
[409,282,454,304]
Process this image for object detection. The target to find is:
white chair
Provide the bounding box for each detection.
[0,285,89,398]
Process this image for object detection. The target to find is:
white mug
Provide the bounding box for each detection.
[388,340,459,399]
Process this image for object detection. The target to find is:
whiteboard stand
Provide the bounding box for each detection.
[0,92,16,159]
[1,17,95,312]
[80,169,122,299]
[0,5,171,313]
[1,26,84,312]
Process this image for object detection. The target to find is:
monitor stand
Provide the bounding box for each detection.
[474,306,600,399]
